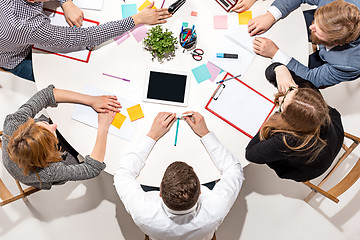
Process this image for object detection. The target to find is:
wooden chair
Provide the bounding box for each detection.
[303,132,360,203]
[145,233,216,240]
[0,131,40,207]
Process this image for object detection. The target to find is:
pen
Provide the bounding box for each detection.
[216,74,241,84]
[189,30,196,42]
[161,0,165,8]
[174,117,180,146]
[216,53,238,59]
[103,73,130,82]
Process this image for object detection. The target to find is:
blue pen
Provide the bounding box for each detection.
[174,117,180,146]
[189,30,196,42]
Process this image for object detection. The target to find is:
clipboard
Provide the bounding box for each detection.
[214,0,238,12]
[205,73,275,138]
[33,9,99,63]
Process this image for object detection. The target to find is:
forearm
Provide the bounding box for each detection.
[90,126,109,163]
[29,18,135,48]
[53,88,94,105]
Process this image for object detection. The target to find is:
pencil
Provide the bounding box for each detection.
[103,73,130,82]
[174,117,180,146]
[216,74,241,84]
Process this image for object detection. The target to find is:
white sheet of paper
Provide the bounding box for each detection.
[33,10,97,62]
[71,85,139,141]
[206,78,274,137]
[209,35,255,76]
[73,0,103,11]
[226,25,269,54]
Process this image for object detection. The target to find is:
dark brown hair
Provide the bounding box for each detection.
[260,88,331,163]
[7,118,62,175]
[160,161,201,211]
[313,0,360,46]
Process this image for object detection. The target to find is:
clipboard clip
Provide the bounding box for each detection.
[212,84,226,100]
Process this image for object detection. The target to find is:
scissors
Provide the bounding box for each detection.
[190,48,204,61]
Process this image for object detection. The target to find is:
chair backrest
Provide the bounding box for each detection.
[0,131,40,206]
[304,132,360,203]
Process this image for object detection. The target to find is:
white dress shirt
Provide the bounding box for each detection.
[114,132,244,240]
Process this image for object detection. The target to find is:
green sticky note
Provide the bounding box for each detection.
[182,22,188,27]
[191,64,212,84]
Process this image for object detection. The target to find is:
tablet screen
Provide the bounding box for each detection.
[147,71,187,103]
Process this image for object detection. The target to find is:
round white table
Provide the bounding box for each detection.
[33,0,308,186]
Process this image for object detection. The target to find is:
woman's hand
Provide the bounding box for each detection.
[230,0,256,13]
[132,2,172,25]
[274,65,298,93]
[98,111,117,130]
[62,0,84,27]
[91,95,121,113]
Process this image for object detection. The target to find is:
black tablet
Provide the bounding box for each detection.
[143,67,191,107]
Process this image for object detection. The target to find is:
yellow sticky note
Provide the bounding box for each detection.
[138,0,157,11]
[127,104,144,122]
[111,113,126,129]
[238,11,252,25]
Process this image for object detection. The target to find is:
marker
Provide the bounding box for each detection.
[180,113,194,118]
[103,73,130,82]
[216,74,241,84]
[216,53,238,59]
[174,117,180,146]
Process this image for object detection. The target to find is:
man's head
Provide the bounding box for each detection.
[310,0,360,46]
[160,161,201,211]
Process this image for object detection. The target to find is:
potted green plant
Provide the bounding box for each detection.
[143,25,178,62]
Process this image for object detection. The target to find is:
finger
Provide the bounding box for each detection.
[184,116,195,128]
[167,116,177,129]
[147,1,155,8]
[164,113,176,124]
[109,99,122,107]
[248,23,256,33]
[97,108,107,113]
[67,19,74,27]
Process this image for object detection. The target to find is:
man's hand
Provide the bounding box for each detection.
[183,112,210,138]
[62,0,84,27]
[147,112,176,141]
[230,0,256,13]
[90,95,121,113]
[253,37,279,58]
[132,2,172,25]
[98,111,117,131]
[274,65,298,93]
[248,12,276,36]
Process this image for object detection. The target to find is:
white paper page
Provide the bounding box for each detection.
[71,85,140,141]
[226,25,270,54]
[209,35,255,76]
[206,79,274,137]
[73,0,103,11]
[34,10,97,62]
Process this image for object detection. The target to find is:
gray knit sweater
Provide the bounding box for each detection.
[2,85,106,190]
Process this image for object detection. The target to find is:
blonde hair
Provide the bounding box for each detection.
[260,88,331,163]
[7,118,62,175]
[315,0,360,45]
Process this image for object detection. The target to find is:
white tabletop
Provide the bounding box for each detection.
[33,0,308,186]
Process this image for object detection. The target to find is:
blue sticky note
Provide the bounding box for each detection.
[122,4,138,19]
[191,64,212,84]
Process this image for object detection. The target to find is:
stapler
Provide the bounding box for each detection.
[168,0,186,14]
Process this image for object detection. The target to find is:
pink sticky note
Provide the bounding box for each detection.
[206,61,222,82]
[191,11,197,16]
[114,32,130,45]
[130,24,149,43]
[214,15,228,29]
